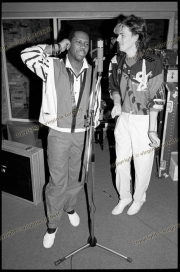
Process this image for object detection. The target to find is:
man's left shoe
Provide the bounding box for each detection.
[127,201,144,215]
[67,211,80,227]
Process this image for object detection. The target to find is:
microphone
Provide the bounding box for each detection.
[97,39,103,75]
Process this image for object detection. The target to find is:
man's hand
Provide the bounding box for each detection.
[111,103,121,118]
[148,131,160,148]
[59,39,71,52]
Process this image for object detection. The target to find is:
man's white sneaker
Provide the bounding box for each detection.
[67,212,80,227]
[127,201,143,215]
[111,198,132,215]
[43,228,58,249]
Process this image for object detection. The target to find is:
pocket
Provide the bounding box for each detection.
[43,113,57,126]
[114,115,121,134]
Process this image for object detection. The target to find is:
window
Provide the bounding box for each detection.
[2,19,53,120]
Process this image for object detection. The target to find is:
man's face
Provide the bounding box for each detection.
[115,25,138,54]
[68,31,89,62]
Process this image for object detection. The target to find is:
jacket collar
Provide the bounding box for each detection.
[65,55,89,75]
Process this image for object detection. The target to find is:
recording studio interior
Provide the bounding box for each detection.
[1,2,178,269]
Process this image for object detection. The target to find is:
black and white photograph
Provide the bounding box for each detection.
[1,1,178,269]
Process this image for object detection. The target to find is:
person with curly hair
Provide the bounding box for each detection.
[109,14,165,215]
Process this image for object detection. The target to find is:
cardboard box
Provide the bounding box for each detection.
[169,152,178,181]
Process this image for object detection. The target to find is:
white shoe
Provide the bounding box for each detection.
[43,228,58,249]
[67,212,80,227]
[111,198,132,215]
[127,201,143,215]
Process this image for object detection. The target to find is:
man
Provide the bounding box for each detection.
[21,24,98,248]
[109,14,165,216]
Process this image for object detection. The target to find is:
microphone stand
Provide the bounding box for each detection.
[54,71,132,268]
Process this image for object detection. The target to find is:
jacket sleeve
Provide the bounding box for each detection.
[108,55,120,99]
[146,57,166,111]
[20,44,51,82]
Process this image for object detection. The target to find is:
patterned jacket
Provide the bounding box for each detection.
[108,52,165,115]
[21,44,101,132]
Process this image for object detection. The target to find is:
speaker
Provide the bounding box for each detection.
[1,140,45,205]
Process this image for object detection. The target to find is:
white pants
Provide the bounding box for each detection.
[114,112,155,203]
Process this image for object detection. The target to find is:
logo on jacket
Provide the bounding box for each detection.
[132,59,153,92]
[132,71,152,91]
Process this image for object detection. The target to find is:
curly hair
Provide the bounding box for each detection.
[68,24,91,41]
[115,14,149,57]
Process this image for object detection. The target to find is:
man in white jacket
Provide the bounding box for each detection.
[21,24,99,248]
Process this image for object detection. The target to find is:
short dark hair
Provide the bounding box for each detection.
[68,24,90,41]
[115,14,149,56]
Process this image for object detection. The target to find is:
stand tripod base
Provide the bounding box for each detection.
[54,236,132,266]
